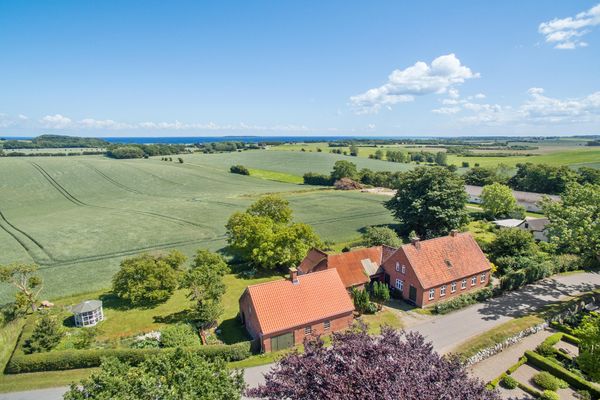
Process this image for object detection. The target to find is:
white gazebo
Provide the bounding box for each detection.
[72,300,104,327]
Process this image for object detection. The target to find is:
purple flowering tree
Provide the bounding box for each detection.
[247,325,500,400]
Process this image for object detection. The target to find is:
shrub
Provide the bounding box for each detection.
[23,315,63,354]
[533,371,569,391]
[433,287,493,314]
[178,157,184,163]
[160,324,200,348]
[536,342,556,357]
[576,390,591,400]
[229,165,249,175]
[73,328,97,350]
[540,390,560,400]
[525,351,600,397]
[302,172,331,186]
[501,375,518,389]
[6,342,251,373]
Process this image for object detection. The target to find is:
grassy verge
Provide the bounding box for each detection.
[359,309,404,334]
[248,168,304,184]
[452,315,544,361]
[0,368,97,393]
[0,319,26,371]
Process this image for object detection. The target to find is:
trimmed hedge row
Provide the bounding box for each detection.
[433,287,493,314]
[525,351,600,399]
[5,341,251,374]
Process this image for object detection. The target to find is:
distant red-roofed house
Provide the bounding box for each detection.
[239,268,354,352]
[298,245,395,290]
[382,231,492,307]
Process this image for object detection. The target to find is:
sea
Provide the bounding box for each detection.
[2,136,427,145]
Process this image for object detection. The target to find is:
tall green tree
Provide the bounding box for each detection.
[330,160,358,181]
[385,167,469,238]
[64,349,245,400]
[480,182,523,218]
[434,152,448,166]
[349,144,359,156]
[247,194,292,224]
[542,183,600,260]
[182,249,229,329]
[112,251,185,306]
[226,196,322,270]
[0,263,43,313]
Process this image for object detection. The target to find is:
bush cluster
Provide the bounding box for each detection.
[6,342,251,374]
[540,390,560,400]
[501,375,518,389]
[230,165,250,175]
[533,371,569,391]
[302,172,331,186]
[525,351,600,397]
[433,287,493,314]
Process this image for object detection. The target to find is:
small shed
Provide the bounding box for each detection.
[72,300,104,327]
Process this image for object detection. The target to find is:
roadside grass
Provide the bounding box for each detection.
[452,315,545,361]
[0,368,98,393]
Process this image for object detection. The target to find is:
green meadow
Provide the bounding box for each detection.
[0,151,397,302]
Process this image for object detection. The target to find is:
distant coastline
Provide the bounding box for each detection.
[2,134,598,145]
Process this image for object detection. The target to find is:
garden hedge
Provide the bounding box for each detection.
[525,351,600,399]
[5,341,251,374]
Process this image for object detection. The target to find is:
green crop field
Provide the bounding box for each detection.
[0,152,397,302]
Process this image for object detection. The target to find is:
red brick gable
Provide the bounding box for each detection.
[298,246,393,288]
[242,269,354,335]
[397,232,491,289]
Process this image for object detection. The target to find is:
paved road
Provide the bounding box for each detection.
[2,271,598,400]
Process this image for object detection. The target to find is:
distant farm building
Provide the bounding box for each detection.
[239,269,354,352]
[465,184,559,212]
[72,300,104,327]
[493,217,550,242]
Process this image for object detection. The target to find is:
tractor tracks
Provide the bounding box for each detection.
[0,209,55,263]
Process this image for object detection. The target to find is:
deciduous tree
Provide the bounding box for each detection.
[247,325,499,400]
[0,263,43,313]
[64,348,245,400]
[480,182,523,218]
[331,160,358,181]
[385,167,469,238]
[542,183,600,261]
[361,226,402,247]
[574,312,600,382]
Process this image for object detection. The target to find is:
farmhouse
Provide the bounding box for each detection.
[492,217,550,242]
[298,246,396,290]
[239,268,354,352]
[382,231,492,307]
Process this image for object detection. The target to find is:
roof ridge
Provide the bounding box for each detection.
[246,269,338,290]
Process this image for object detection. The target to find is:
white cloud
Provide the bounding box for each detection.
[539,3,600,49]
[41,114,73,129]
[432,106,461,115]
[350,53,479,114]
[444,88,600,125]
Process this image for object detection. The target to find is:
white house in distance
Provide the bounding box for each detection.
[493,217,550,242]
[72,300,104,327]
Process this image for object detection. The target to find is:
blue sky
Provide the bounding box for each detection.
[1,1,599,137]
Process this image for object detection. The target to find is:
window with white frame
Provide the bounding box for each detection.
[395,279,403,291]
[304,326,312,335]
[429,288,435,300]
[401,264,406,274]
[461,279,467,289]
[451,282,457,293]
[323,320,331,330]
[440,285,446,296]
[480,272,486,283]
[471,276,477,286]
[395,262,400,272]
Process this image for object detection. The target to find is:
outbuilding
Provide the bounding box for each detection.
[72,300,104,327]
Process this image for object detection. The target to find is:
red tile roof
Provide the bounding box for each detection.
[298,246,391,288]
[243,269,354,335]
[400,232,491,289]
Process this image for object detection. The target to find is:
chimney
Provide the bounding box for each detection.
[289,267,299,284]
[450,229,458,237]
[411,237,421,249]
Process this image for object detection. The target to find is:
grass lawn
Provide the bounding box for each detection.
[0,368,98,393]
[452,315,544,361]
[248,168,304,184]
[359,309,404,334]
